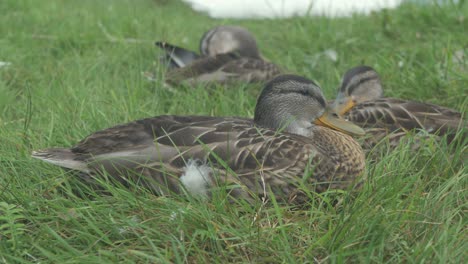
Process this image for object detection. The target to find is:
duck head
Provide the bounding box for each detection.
[254,74,365,137]
[199,25,260,59]
[332,65,384,115]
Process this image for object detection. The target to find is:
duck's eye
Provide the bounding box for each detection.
[297,90,309,96]
[331,113,339,118]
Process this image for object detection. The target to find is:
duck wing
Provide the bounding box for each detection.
[155,41,200,69]
[32,115,365,201]
[165,53,282,85]
[32,115,311,175]
[346,98,465,142]
[220,57,283,83]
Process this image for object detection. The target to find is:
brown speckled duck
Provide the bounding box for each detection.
[331,65,466,150]
[156,25,282,86]
[32,75,365,204]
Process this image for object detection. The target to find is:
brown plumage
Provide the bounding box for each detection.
[331,65,467,151]
[156,25,282,86]
[156,25,262,69]
[164,53,282,86]
[32,75,365,204]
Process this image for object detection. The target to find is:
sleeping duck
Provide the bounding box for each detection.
[156,25,282,86]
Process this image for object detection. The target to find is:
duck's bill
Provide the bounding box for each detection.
[332,96,355,116]
[314,109,365,136]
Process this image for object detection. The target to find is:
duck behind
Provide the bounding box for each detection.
[155,25,282,86]
[331,65,467,150]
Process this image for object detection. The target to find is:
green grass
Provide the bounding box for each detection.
[1,0,467,262]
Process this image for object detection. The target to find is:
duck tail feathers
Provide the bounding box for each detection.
[155,41,200,68]
[32,148,90,173]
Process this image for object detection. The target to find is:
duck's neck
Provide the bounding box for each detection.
[254,114,313,137]
[286,121,315,137]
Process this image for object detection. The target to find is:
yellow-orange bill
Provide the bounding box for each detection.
[332,96,356,116]
[314,109,365,136]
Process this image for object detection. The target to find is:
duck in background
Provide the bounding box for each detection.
[331,65,466,152]
[155,25,282,86]
[32,75,365,204]
[157,25,260,68]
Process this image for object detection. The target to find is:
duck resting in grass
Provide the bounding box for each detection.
[155,25,282,86]
[331,65,467,151]
[32,74,365,204]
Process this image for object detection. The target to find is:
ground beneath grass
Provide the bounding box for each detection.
[0,0,467,262]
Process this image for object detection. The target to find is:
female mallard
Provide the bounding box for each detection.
[157,25,260,68]
[331,65,466,150]
[156,25,282,86]
[32,75,365,204]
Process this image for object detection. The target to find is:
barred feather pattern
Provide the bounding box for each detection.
[343,98,466,151]
[165,53,283,86]
[33,115,364,204]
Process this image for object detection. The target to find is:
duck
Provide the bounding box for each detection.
[155,25,282,86]
[331,65,466,151]
[32,74,365,204]
[157,25,260,68]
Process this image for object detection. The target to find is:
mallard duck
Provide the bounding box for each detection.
[157,25,260,68]
[156,25,282,85]
[32,75,365,204]
[331,65,466,150]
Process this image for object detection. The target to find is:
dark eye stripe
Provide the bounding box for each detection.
[275,87,326,108]
[262,74,327,107]
[315,94,326,108]
[291,88,326,108]
[200,27,219,55]
[345,76,379,95]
